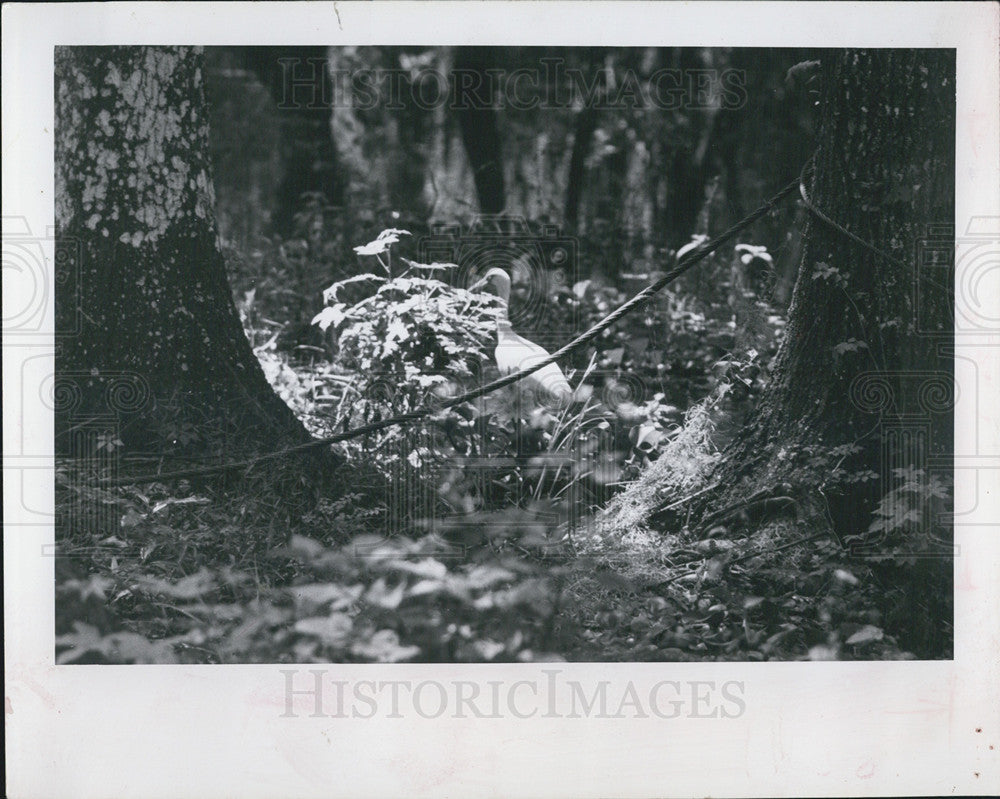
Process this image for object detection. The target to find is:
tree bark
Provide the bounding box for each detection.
[452,47,506,215]
[701,49,954,653]
[660,49,719,247]
[54,46,318,466]
[735,49,953,483]
[563,49,604,234]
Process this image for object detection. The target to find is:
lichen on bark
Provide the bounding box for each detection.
[56,46,215,248]
[55,46,316,465]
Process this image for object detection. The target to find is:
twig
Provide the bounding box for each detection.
[698,489,795,530]
[726,529,831,568]
[655,481,721,514]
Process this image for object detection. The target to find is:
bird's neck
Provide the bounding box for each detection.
[495,303,512,331]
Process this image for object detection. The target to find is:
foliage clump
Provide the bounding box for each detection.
[55,478,576,664]
[312,230,498,408]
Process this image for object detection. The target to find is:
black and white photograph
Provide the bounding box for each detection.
[5,2,999,797]
[50,42,958,664]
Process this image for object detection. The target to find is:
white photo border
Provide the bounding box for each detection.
[4,2,999,797]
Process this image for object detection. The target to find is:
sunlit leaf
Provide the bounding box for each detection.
[473,639,506,661]
[106,632,178,663]
[151,496,210,514]
[55,622,105,664]
[56,623,177,664]
[807,644,840,660]
[846,625,884,646]
[833,569,859,586]
[387,558,448,580]
[288,534,329,560]
[294,613,353,646]
[312,304,347,331]
[463,564,516,590]
[292,583,363,611]
[350,629,420,663]
[353,229,411,255]
[735,243,773,265]
[407,578,444,597]
[364,577,406,609]
[138,568,215,600]
[399,257,458,272]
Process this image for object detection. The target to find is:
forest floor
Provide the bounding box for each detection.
[55,338,930,664]
[54,456,922,664]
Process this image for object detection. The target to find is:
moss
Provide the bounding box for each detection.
[599,399,720,538]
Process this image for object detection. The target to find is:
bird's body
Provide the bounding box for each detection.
[471,268,573,404]
[495,319,573,398]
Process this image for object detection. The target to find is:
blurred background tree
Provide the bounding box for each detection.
[205,45,819,292]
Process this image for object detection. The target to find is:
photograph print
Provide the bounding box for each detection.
[53,44,956,665]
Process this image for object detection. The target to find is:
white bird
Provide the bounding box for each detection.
[470,268,574,404]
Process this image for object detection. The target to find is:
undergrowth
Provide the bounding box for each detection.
[55,454,932,664]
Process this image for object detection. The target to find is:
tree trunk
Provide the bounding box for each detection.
[703,49,954,653]
[54,46,317,467]
[452,47,506,215]
[661,49,721,247]
[563,49,604,233]
[240,46,343,235]
[733,49,953,487]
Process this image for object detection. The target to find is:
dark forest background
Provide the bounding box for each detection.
[207,46,815,324]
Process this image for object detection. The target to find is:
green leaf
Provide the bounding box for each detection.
[387,558,448,580]
[321,274,385,303]
[56,623,177,664]
[833,569,859,586]
[312,304,347,331]
[292,583,363,611]
[462,564,516,590]
[400,257,458,273]
[105,632,178,664]
[353,229,411,255]
[406,578,446,598]
[473,639,506,661]
[138,568,215,600]
[288,535,329,560]
[364,577,406,609]
[833,338,868,356]
[811,262,839,281]
[56,622,105,663]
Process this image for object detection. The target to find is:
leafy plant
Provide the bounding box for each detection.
[850,467,952,563]
[312,229,497,427]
